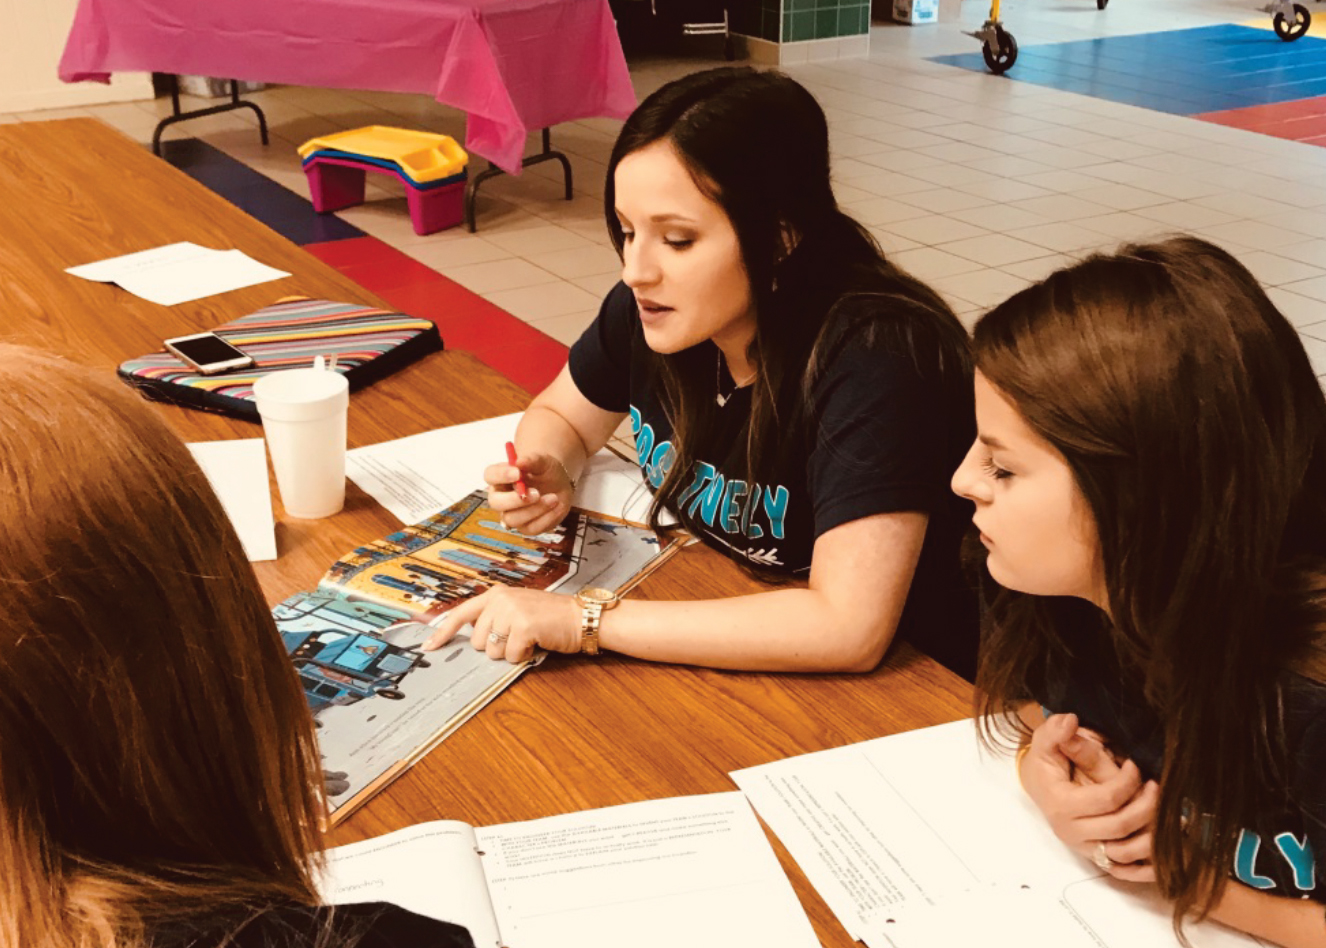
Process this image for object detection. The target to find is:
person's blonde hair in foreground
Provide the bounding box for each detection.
[0,345,471,948]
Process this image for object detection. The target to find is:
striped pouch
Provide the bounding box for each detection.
[118,297,442,421]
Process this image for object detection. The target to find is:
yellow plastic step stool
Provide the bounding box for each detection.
[297,126,468,184]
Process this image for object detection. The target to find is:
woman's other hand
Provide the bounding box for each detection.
[1019,713,1159,882]
[483,451,574,535]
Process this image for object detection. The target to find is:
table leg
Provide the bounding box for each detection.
[463,128,574,233]
[151,77,271,156]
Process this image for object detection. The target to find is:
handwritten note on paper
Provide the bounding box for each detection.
[66,242,290,305]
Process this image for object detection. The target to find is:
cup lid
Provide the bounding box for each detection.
[253,368,348,421]
[253,367,348,403]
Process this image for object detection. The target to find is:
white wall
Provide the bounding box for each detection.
[1,0,151,112]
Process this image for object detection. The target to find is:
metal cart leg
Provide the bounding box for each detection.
[682,9,734,60]
[151,76,270,156]
[464,128,573,233]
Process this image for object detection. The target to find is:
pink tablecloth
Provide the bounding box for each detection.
[59,0,636,173]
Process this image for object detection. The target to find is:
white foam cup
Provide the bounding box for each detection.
[252,368,350,519]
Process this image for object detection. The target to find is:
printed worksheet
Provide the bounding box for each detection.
[321,792,822,948]
[731,721,1264,947]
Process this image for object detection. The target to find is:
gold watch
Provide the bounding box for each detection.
[573,586,620,656]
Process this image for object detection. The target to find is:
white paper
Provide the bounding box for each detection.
[66,242,290,305]
[575,449,660,524]
[320,821,503,948]
[731,721,1262,948]
[187,439,277,561]
[478,792,821,948]
[322,794,819,948]
[346,413,670,526]
[872,879,1260,948]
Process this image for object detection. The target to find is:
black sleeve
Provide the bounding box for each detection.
[806,321,962,539]
[200,901,477,948]
[349,904,477,948]
[568,280,636,413]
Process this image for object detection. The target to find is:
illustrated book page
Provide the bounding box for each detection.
[276,490,677,821]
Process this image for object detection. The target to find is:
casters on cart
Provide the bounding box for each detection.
[1265,0,1311,39]
[969,20,1018,74]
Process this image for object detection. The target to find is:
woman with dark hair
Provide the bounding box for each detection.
[951,236,1326,946]
[426,67,977,677]
[0,344,472,948]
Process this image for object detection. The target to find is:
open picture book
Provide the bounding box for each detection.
[274,489,677,822]
[320,792,822,948]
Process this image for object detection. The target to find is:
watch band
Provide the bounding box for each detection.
[574,587,618,657]
[580,601,603,656]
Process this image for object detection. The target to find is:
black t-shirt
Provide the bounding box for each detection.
[1039,623,1326,900]
[569,281,978,679]
[151,901,475,948]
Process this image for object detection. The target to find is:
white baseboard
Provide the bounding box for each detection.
[733,32,871,66]
[2,72,153,114]
[735,34,782,65]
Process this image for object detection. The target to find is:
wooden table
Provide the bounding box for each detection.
[0,119,974,947]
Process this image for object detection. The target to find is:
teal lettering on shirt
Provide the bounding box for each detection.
[626,405,790,563]
[677,461,714,511]
[1234,831,1277,890]
[648,441,674,488]
[698,472,726,526]
[741,481,763,540]
[762,485,789,540]
[722,480,747,534]
[635,419,654,470]
[1273,833,1316,891]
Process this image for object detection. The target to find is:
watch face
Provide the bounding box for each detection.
[578,586,616,604]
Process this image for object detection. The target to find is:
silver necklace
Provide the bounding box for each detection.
[716,351,756,407]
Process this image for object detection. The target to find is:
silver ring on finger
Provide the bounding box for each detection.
[487,631,509,645]
[1093,842,1114,871]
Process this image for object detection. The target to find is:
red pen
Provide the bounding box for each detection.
[504,441,528,500]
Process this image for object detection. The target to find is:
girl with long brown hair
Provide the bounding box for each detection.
[424,67,978,679]
[0,344,471,948]
[951,237,1326,946]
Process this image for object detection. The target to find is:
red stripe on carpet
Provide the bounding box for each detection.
[304,236,569,395]
[1197,95,1326,146]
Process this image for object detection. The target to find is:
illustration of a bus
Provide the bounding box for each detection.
[282,627,429,714]
[273,592,412,634]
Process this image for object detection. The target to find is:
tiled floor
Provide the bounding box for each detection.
[9,0,1326,426]
[934,25,1326,117]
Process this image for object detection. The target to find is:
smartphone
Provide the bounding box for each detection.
[163,332,256,375]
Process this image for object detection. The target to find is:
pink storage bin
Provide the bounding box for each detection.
[304,156,465,236]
